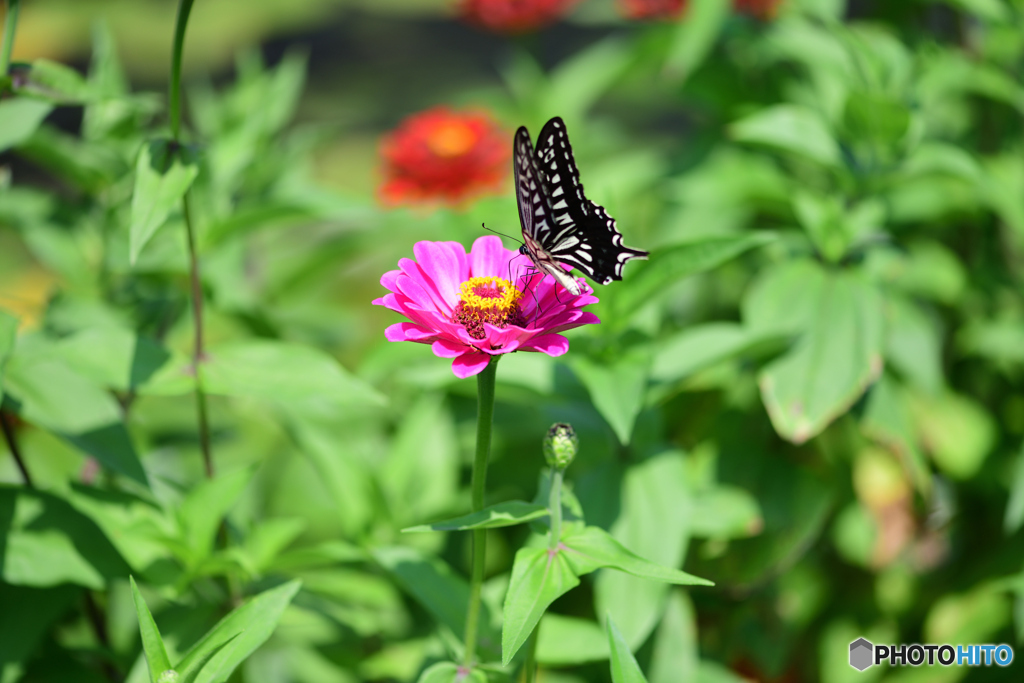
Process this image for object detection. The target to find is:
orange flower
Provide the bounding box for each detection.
[619,0,686,20]
[459,0,580,34]
[378,107,510,207]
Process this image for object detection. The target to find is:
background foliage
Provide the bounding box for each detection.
[2,0,1024,681]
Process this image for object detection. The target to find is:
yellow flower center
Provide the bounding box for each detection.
[427,120,477,158]
[452,277,526,340]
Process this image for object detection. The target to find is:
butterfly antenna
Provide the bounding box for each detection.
[482,222,526,248]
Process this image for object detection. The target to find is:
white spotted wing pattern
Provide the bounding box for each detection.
[513,117,648,296]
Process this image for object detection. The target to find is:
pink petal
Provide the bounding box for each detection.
[469,235,514,280]
[432,339,468,358]
[545,311,601,335]
[396,269,447,313]
[385,322,437,343]
[414,241,468,309]
[399,258,452,315]
[520,333,570,356]
[452,352,492,378]
[380,269,402,292]
[480,324,524,353]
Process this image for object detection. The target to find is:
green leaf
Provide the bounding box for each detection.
[382,396,459,525]
[374,546,481,643]
[403,501,549,533]
[0,583,81,673]
[884,296,943,395]
[542,38,632,123]
[416,662,487,683]
[648,591,698,683]
[730,105,842,167]
[201,201,318,248]
[842,91,910,145]
[177,636,239,683]
[570,346,652,445]
[861,375,931,495]
[1005,443,1024,535]
[924,587,1010,646]
[501,546,580,665]
[689,486,763,539]
[0,98,53,153]
[607,616,649,683]
[651,323,787,385]
[945,0,1011,21]
[1,486,130,589]
[269,540,365,572]
[16,60,95,104]
[750,263,884,444]
[202,339,386,414]
[174,580,301,683]
[536,614,608,666]
[911,390,996,480]
[615,233,777,318]
[792,190,849,263]
[129,139,199,265]
[56,328,171,392]
[564,526,713,587]
[178,467,254,565]
[0,309,17,405]
[595,452,691,647]
[3,343,150,484]
[130,577,172,682]
[663,0,731,81]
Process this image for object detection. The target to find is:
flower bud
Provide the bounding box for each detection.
[543,423,577,470]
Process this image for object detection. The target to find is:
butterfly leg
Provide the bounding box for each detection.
[515,264,547,325]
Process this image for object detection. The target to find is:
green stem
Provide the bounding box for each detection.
[1,0,22,77]
[548,468,563,550]
[521,626,538,683]
[168,1,212,478]
[183,192,213,478]
[169,0,196,139]
[463,357,498,668]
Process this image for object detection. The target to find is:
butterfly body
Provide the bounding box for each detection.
[513,117,648,295]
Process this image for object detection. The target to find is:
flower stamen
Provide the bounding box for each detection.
[453,276,526,339]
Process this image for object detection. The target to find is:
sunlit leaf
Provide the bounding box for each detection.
[536,614,608,666]
[730,105,841,167]
[130,576,172,682]
[403,501,549,533]
[129,139,199,264]
[176,580,301,683]
[0,98,53,153]
[607,616,648,683]
[501,546,580,665]
[663,0,730,82]
[750,262,884,444]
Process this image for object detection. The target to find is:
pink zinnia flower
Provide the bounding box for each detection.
[374,236,599,378]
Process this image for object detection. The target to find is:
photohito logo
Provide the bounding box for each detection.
[849,638,1014,670]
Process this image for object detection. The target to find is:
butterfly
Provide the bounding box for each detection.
[513,116,648,296]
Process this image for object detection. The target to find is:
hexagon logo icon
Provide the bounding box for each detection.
[850,638,874,671]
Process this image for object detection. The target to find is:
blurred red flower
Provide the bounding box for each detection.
[459,0,579,34]
[619,0,781,21]
[379,106,510,207]
[619,0,686,20]
[733,0,781,19]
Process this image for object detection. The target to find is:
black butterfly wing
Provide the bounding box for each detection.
[532,117,648,285]
[514,125,583,295]
[513,126,549,245]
